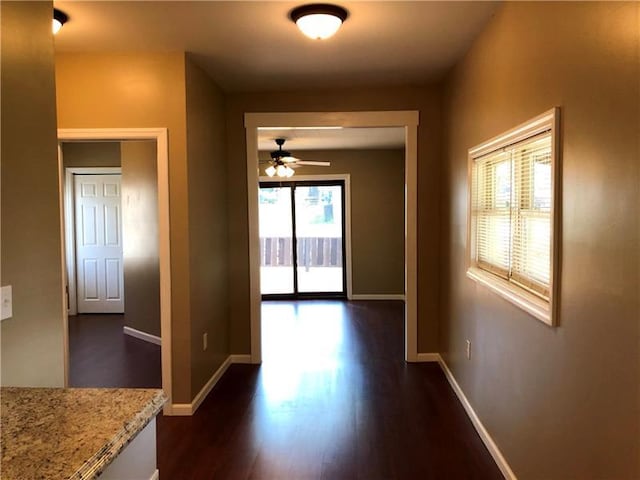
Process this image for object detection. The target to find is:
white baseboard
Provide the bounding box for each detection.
[437,355,516,480]
[229,354,252,364]
[123,326,161,346]
[415,352,440,362]
[150,469,159,480]
[350,294,405,301]
[170,354,253,416]
[170,403,193,416]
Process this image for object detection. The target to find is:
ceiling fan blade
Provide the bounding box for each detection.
[294,160,331,166]
[280,156,298,163]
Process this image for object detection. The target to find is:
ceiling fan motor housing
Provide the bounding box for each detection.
[270,149,291,161]
[271,138,291,162]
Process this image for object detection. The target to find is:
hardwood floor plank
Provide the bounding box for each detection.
[157,300,503,479]
[68,313,161,388]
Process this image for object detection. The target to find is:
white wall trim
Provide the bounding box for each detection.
[415,352,440,362]
[350,294,405,301]
[123,326,162,346]
[63,167,122,317]
[437,355,517,480]
[229,354,253,364]
[169,403,193,416]
[171,354,251,415]
[150,470,159,480]
[57,128,173,415]
[259,173,353,300]
[245,111,419,364]
[172,355,232,416]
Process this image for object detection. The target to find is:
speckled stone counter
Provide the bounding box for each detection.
[1,387,166,480]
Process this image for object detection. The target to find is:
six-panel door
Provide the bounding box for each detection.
[74,174,125,313]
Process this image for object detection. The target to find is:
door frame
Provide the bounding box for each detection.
[245,111,419,363]
[57,128,174,414]
[64,167,122,316]
[259,176,350,299]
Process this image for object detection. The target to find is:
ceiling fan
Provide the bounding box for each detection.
[263,138,331,178]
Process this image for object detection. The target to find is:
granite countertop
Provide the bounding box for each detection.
[1,387,166,480]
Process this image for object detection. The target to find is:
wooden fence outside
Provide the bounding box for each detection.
[260,237,343,267]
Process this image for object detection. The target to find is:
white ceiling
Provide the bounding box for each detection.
[258,127,405,151]
[53,1,500,92]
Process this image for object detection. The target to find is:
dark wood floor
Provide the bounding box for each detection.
[68,313,161,388]
[157,300,503,479]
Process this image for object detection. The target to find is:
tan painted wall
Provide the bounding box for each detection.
[226,87,442,354]
[55,52,193,402]
[1,1,65,386]
[441,2,639,478]
[121,141,161,337]
[185,57,230,398]
[258,148,405,295]
[62,142,121,167]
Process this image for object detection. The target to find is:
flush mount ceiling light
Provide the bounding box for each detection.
[289,4,349,40]
[53,8,69,35]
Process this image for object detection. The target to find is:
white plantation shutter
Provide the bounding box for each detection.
[470,130,553,300]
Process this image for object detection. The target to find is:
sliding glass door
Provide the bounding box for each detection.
[259,180,346,298]
[259,186,294,295]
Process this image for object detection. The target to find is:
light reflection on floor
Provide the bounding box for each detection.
[261,301,346,405]
[256,300,354,466]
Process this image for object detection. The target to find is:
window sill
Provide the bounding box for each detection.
[466,267,554,326]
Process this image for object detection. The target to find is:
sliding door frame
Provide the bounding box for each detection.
[260,179,348,300]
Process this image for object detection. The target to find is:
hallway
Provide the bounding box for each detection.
[157,300,502,479]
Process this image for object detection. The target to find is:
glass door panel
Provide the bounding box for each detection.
[259,186,294,295]
[294,185,344,293]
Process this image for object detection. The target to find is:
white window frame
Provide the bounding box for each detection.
[466,108,560,326]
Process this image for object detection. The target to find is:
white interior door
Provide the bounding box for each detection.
[74,174,124,313]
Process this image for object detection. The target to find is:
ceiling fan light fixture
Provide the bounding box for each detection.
[265,165,277,177]
[53,8,69,35]
[290,4,348,40]
[276,164,287,177]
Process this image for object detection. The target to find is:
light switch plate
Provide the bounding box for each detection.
[1,286,12,321]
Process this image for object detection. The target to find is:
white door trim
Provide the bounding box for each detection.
[64,167,122,316]
[246,111,420,363]
[57,128,174,414]
[258,173,353,299]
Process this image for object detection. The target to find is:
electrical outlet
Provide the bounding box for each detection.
[1,286,12,321]
[203,332,208,351]
[465,339,471,360]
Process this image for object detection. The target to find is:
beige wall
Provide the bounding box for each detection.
[185,57,230,398]
[121,141,161,337]
[441,2,639,478]
[226,87,442,354]
[258,148,405,295]
[55,52,194,402]
[62,141,121,167]
[1,1,65,386]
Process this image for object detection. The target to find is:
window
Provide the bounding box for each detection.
[467,109,560,325]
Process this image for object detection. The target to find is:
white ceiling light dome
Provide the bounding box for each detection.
[53,8,69,35]
[290,4,349,40]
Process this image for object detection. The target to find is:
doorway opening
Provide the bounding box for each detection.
[245,112,419,364]
[57,128,173,413]
[260,179,347,299]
